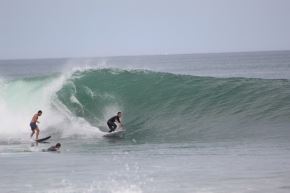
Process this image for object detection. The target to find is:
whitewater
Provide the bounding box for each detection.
[0,51,290,193]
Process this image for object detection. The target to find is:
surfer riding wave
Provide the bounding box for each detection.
[107,112,123,132]
[30,110,42,140]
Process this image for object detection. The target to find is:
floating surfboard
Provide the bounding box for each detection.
[35,136,51,143]
[103,130,125,138]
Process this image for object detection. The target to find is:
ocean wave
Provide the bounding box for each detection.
[1,69,290,143]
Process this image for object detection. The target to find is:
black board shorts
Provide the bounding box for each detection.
[30,122,37,130]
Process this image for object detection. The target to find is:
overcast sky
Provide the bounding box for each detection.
[0,0,290,59]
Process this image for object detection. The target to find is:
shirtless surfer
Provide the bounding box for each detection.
[30,110,42,140]
[107,112,123,132]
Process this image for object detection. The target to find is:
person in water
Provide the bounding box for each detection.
[30,110,42,140]
[47,143,61,152]
[107,112,123,132]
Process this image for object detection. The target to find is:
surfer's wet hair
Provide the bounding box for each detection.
[117,112,121,115]
[56,143,61,148]
[38,110,42,114]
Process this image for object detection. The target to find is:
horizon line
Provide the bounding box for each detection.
[1,49,290,61]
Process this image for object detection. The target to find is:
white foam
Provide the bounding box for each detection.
[42,179,143,193]
[61,58,109,74]
[0,72,103,142]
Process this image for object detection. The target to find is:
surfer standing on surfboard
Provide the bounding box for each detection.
[30,110,42,140]
[107,112,123,132]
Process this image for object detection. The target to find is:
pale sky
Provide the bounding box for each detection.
[0,0,290,59]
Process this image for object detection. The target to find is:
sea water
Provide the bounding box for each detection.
[0,51,290,193]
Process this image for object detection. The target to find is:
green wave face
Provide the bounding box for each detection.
[56,69,290,143]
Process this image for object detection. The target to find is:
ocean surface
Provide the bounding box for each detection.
[0,51,290,193]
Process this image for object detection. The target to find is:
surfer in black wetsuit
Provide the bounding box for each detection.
[48,143,61,151]
[107,112,123,132]
[43,143,61,152]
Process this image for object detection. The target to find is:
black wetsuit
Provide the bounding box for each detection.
[47,146,58,151]
[107,116,120,132]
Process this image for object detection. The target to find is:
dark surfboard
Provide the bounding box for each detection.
[35,136,51,143]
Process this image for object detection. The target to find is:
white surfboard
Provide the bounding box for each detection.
[103,130,125,138]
